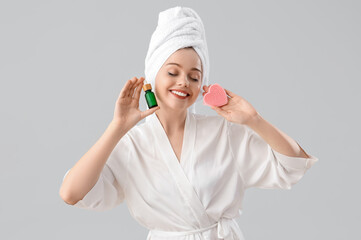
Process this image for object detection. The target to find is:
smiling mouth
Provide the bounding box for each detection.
[169,90,190,99]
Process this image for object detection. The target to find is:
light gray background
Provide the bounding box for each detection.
[1,0,360,239]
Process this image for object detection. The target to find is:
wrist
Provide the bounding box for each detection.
[245,112,263,129]
[108,120,128,138]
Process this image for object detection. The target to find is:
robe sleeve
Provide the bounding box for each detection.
[62,134,131,211]
[227,121,319,190]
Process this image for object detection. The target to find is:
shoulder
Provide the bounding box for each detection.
[190,113,229,135]
[191,112,224,122]
[191,112,227,126]
[191,113,250,136]
[125,120,152,141]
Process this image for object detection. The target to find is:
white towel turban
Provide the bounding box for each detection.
[144,6,210,116]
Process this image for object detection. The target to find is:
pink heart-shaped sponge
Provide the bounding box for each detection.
[203,83,228,107]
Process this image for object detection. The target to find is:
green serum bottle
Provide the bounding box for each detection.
[142,83,158,109]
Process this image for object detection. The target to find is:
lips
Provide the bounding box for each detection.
[169,90,189,99]
[169,89,190,95]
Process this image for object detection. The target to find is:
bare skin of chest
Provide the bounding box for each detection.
[168,133,184,163]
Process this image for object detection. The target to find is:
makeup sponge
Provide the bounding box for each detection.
[203,83,228,107]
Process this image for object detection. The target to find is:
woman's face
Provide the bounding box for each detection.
[155,47,203,111]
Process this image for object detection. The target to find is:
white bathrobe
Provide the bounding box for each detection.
[62,110,319,240]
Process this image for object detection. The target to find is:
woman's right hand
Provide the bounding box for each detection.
[112,76,160,131]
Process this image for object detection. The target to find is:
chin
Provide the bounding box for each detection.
[161,102,190,111]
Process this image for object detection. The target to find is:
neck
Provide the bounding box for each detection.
[155,107,187,135]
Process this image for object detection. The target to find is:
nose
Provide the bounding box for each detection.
[176,76,190,87]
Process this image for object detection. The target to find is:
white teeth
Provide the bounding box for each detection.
[171,90,187,97]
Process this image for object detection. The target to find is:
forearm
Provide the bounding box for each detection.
[59,121,127,204]
[246,114,310,158]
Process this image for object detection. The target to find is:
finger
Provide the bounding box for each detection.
[220,103,231,110]
[203,85,210,92]
[133,77,145,100]
[141,106,160,119]
[223,88,236,98]
[118,79,133,99]
[122,78,136,99]
[128,77,139,97]
[211,105,228,115]
[219,104,232,112]
[130,77,142,98]
[202,85,210,96]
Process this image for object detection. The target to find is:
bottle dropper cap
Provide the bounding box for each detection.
[143,83,152,91]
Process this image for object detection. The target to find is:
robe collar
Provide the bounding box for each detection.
[147,109,212,228]
[147,109,195,167]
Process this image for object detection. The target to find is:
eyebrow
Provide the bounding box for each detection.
[166,63,202,73]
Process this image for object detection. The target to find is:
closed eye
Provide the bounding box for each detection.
[168,72,199,81]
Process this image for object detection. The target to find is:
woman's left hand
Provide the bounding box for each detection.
[202,85,260,126]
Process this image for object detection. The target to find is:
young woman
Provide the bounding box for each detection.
[59,6,318,240]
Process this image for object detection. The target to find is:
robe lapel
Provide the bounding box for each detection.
[148,110,212,228]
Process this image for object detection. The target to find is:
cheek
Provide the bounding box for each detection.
[196,83,202,91]
[154,79,171,98]
[155,76,168,90]
[192,85,201,97]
